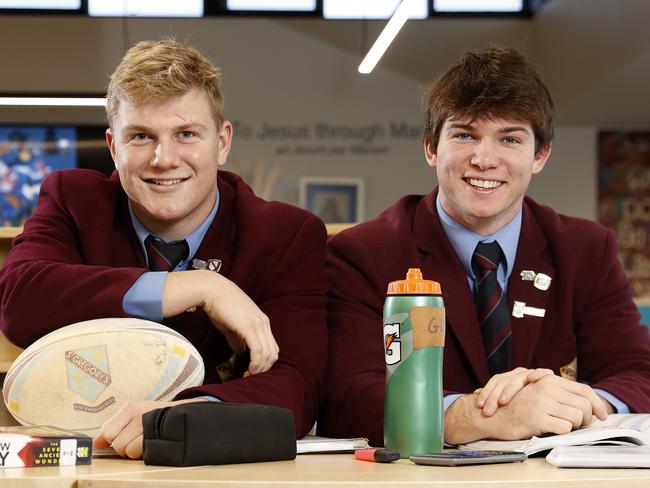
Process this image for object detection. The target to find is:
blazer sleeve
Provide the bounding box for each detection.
[575,229,650,412]
[175,215,329,438]
[317,230,387,447]
[0,172,144,347]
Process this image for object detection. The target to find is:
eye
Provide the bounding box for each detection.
[129,133,150,143]
[178,130,197,140]
[502,136,521,145]
[453,132,473,141]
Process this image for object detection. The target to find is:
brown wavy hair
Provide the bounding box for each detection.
[421,45,553,155]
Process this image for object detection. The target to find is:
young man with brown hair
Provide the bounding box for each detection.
[0,39,328,458]
[319,46,650,446]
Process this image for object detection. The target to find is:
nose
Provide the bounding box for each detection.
[470,138,497,170]
[151,139,180,169]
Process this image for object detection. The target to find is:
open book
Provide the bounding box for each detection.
[460,414,650,456]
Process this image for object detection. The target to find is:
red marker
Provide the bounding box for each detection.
[354,448,401,463]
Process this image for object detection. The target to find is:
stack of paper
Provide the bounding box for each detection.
[546,445,650,468]
[297,436,369,454]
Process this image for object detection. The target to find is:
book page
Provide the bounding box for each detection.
[460,414,650,455]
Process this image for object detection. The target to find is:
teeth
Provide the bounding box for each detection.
[468,178,501,189]
[150,179,182,186]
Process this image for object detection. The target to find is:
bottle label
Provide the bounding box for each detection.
[411,306,445,349]
[384,322,402,365]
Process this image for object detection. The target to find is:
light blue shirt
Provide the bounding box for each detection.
[122,190,220,321]
[435,196,628,415]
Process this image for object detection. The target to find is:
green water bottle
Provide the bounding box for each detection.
[383,268,445,458]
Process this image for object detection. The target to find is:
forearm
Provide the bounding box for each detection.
[161,270,215,317]
[0,262,142,346]
[444,393,496,444]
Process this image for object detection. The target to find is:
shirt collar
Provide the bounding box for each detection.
[436,194,522,282]
[129,188,220,269]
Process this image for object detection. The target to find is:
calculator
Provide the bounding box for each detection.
[409,450,528,467]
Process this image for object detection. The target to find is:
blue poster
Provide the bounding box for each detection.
[0,126,77,226]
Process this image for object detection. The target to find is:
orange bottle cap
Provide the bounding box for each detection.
[386,268,441,295]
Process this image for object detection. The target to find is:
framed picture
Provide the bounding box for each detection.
[299,176,365,223]
[0,125,77,227]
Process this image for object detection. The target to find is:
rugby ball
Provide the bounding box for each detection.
[3,318,204,436]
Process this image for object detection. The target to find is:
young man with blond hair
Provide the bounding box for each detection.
[0,39,328,458]
[319,46,650,446]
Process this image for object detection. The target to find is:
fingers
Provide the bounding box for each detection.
[124,434,144,460]
[556,380,609,424]
[92,436,111,449]
[527,368,553,383]
[477,368,554,416]
[204,275,280,376]
[247,313,279,374]
[94,400,150,459]
[529,375,609,428]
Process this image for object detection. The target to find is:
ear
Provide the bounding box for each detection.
[216,121,233,167]
[424,137,437,169]
[532,142,552,175]
[106,128,118,169]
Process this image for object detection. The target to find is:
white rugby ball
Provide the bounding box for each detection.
[3,318,204,436]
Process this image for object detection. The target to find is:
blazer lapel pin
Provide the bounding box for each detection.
[186,259,223,312]
[520,270,552,291]
[512,300,546,319]
[192,258,222,273]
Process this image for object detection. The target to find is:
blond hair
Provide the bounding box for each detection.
[106,38,224,128]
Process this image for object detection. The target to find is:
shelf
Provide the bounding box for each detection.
[0,227,21,239]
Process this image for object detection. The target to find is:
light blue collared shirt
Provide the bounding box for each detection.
[436,195,521,295]
[435,195,628,415]
[122,190,220,321]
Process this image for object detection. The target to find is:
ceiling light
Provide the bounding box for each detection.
[358,0,418,74]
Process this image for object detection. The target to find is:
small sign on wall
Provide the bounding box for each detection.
[299,176,365,224]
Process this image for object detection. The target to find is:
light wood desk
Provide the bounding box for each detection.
[14,454,641,488]
[0,457,186,488]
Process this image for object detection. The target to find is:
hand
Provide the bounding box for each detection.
[474,367,554,416]
[93,398,204,459]
[445,375,609,445]
[200,273,279,375]
[162,271,279,376]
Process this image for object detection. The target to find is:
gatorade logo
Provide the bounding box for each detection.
[384,323,401,365]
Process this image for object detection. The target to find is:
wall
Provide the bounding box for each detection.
[0,10,640,221]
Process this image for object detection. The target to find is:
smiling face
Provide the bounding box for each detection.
[425,116,551,236]
[106,87,232,241]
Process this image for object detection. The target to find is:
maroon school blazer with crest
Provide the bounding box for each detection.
[318,189,650,446]
[0,169,328,437]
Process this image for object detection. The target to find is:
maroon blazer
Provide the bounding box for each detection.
[318,189,650,446]
[0,169,328,437]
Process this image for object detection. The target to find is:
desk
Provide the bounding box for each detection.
[0,457,184,488]
[1,454,644,488]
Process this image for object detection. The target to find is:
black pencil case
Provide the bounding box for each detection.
[142,402,297,466]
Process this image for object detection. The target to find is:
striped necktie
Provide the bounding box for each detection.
[472,241,511,375]
[145,235,189,272]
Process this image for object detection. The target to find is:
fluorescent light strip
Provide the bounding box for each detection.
[358,0,416,74]
[0,97,106,107]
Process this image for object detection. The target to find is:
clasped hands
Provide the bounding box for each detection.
[465,367,611,441]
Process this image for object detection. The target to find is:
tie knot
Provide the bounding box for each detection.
[145,235,189,272]
[473,241,502,272]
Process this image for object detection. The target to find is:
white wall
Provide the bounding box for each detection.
[0,12,635,221]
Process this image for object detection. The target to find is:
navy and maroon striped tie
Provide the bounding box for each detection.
[472,241,511,375]
[145,235,189,272]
